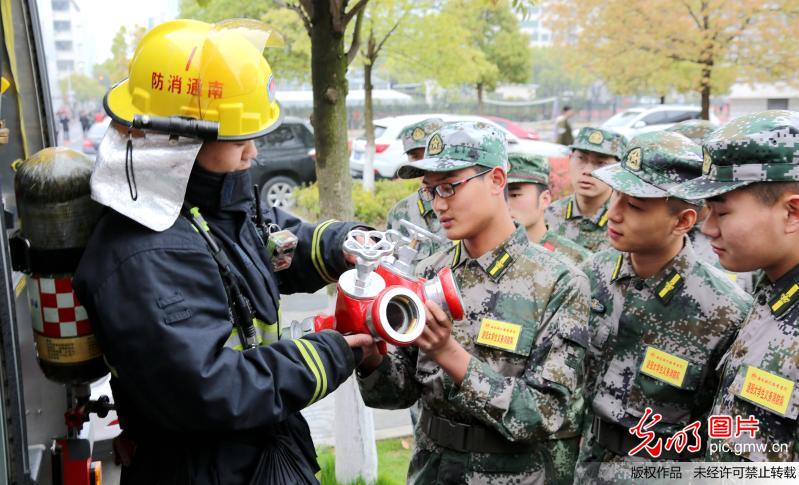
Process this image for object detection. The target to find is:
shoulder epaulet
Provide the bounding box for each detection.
[597,207,609,227]
[451,240,463,269]
[487,249,514,282]
[655,271,684,305]
[610,253,624,282]
[769,282,799,318]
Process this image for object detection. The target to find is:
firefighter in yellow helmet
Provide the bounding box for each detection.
[73,19,376,484]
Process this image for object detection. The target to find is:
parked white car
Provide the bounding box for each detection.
[350,114,568,179]
[601,105,720,139]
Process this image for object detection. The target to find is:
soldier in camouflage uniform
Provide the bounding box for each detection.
[506,151,588,484]
[575,131,752,481]
[670,110,799,461]
[386,118,449,259]
[545,127,627,253]
[357,121,591,484]
[508,152,591,268]
[662,121,759,294]
[665,119,719,145]
[688,205,758,293]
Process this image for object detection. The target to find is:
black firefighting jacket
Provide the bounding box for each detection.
[73,166,358,484]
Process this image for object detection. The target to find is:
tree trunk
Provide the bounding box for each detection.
[477,83,484,115]
[334,377,378,484]
[660,95,666,104]
[311,0,353,220]
[363,52,376,191]
[700,9,712,121]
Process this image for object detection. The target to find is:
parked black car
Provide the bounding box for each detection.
[250,116,317,209]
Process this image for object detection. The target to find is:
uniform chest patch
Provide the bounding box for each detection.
[639,346,689,388]
[737,365,795,417]
[590,298,605,313]
[476,318,522,352]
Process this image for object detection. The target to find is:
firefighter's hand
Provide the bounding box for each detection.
[416,300,470,385]
[344,334,381,367]
[342,230,377,266]
[343,233,366,266]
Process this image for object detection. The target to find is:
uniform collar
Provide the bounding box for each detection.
[610,236,698,305]
[451,224,528,282]
[540,230,557,252]
[765,263,799,319]
[415,192,435,218]
[185,165,254,214]
[566,194,610,227]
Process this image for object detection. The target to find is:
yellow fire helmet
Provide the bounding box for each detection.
[104,18,284,140]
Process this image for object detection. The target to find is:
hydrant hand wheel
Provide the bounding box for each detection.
[343,229,394,297]
[399,219,446,246]
[343,229,394,263]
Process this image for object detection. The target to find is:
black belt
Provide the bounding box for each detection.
[419,410,536,454]
[592,416,704,460]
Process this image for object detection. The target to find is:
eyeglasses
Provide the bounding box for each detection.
[419,169,491,201]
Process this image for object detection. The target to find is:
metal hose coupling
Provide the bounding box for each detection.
[366,286,426,346]
[423,267,465,321]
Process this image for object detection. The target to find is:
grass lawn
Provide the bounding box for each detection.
[317,437,413,485]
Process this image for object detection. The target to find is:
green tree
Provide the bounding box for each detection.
[184,0,367,219]
[94,25,147,87]
[443,0,532,113]
[284,0,368,220]
[377,2,488,86]
[548,0,799,119]
[529,46,589,99]
[58,73,105,104]
[180,0,312,82]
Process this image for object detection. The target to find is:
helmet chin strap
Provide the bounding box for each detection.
[125,130,137,201]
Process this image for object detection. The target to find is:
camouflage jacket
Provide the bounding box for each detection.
[545,194,612,253]
[689,227,757,294]
[708,264,799,461]
[385,191,449,262]
[580,239,752,439]
[358,224,590,484]
[540,229,593,266]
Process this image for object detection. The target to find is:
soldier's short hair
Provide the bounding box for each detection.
[744,182,799,206]
[666,197,697,215]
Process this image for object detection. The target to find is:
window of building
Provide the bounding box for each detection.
[55,41,73,52]
[767,98,789,110]
[53,20,71,32]
[52,0,69,11]
[56,60,74,71]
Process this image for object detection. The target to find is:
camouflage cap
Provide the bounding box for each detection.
[507,152,549,186]
[400,117,445,153]
[592,131,703,201]
[669,110,799,200]
[665,119,719,144]
[397,121,508,179]
[570,127,627,159]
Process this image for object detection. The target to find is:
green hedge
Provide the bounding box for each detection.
[294,179,420,229]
